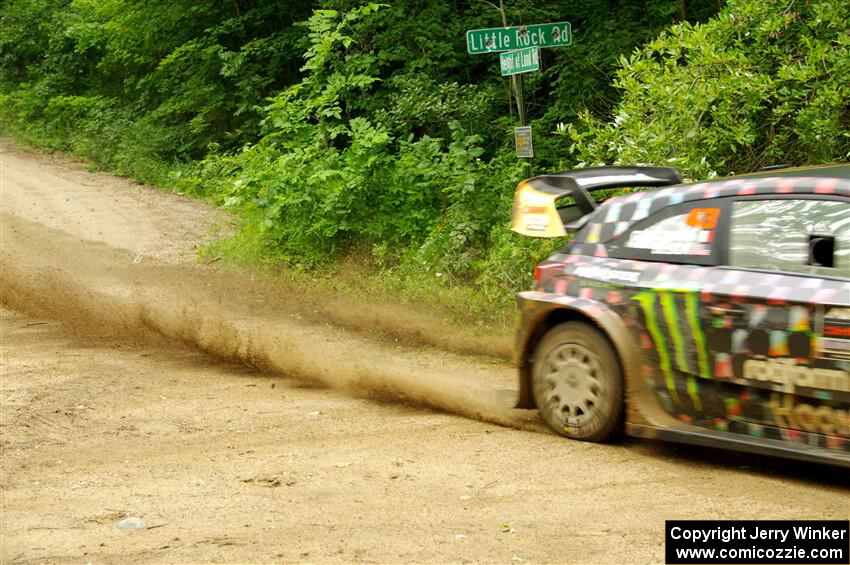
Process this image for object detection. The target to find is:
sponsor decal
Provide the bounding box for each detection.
[627,229,713,256]
[577,279,622,289]
[820,309,850,359]
[743,358,849,394]
[522,213,550,232]
[633,290,711,411]
[825,308,850,321]
[685,207,720,229]
[634,291,680,404]
[765,393,850,436]
[510,184,565,237]
[563,416,581,435]
[626,208,718,256]
[685,292,711,379]
[573,265,641,284]
[824,321,850,338]
[660,291,702,410]
[819,337,850,360]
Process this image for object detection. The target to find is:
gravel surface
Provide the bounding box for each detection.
[1,141,847,564]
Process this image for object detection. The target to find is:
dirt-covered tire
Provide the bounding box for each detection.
[531,321,624,442]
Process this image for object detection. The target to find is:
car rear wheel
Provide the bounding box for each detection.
[531,321,624,442]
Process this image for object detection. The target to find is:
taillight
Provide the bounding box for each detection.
[533,265,542,281]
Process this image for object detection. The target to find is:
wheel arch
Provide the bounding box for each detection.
[515,300,642,421]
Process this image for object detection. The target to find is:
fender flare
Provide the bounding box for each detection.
[515,292,648,425]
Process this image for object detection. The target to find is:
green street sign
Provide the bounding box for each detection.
[466,22,571,54]
[500,46,539,76]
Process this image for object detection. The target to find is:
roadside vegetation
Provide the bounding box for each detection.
[2,0,848,325]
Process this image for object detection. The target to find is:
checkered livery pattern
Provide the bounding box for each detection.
[573,175,849,245]
[519,171,850,461]
[532,254,850,454]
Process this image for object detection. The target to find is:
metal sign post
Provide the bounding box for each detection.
[466,18,572,174]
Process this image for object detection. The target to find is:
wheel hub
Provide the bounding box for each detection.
[539,343,603,424]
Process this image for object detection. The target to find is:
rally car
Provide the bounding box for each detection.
[511,164,850,467]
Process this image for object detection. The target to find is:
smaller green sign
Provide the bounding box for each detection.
[500,47,539,76]
[514,126,533,158]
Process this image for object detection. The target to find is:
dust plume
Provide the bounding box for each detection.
[1,213,542,432]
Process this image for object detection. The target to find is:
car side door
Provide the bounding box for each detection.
[604,198,731,424]
[702,196,850,449]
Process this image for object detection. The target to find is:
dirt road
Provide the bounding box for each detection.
[1,141,848,564]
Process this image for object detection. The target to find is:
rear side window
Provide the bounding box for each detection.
[729,199,850,277]
[608,201,724,265]
[625,207,719,257]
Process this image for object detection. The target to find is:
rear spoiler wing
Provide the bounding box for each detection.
[510,166,683,237]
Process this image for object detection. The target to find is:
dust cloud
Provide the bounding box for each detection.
[1,212,542,432]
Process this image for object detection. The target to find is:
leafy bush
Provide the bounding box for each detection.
[567,0,850,177]
[183,6,508,273]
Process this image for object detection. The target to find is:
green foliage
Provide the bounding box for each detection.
[1,0,314,174]
[161,1,726,292]
[567,0,850,177]
[10,0,844,315]
[181,6,512,276]
[376,75,496,141]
